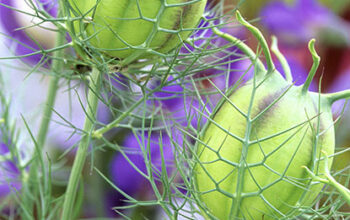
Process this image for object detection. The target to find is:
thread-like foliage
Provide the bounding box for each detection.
[0,0,348,219]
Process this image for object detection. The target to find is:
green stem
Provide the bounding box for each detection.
[0,43,72,60]
[119,50,146,67]
[325,89,350,103]
[25,0,66,215]
[270,36,292,82]
[235,11,275,73]
[302,39,320,94]
[325,172,350,205]
[36,4,66,153]
[303,151,350,205]
[212,27,266,75]
[36,78,60,148]
[92,96,147,139]
[61,66,102,219]
[322,151,350,205]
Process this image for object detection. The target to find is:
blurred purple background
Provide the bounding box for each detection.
[0,0,349,218]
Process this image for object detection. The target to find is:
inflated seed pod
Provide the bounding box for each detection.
[67,0,206,59]
[193,11,350,220]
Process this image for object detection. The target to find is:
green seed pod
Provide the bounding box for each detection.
[67,0,206,59]
[193,11,350,220]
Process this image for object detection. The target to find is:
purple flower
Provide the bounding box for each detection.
[149,77,207,128]
[106,128,184,216]
[260,0,350,46]
[148,67,253,130]
[0,0,58,64]
[0,143,21,197]
[109,130,182,197]
[149,23,251,128]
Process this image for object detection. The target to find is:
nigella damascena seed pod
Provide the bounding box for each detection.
[193,11,349,220]
[67,0,207,59]
[195,73,335,219]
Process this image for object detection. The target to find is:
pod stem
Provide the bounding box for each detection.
[302,39,320,94]
[61,66,102,219]
[212,27,266,74]
[270,36,292,83]
[326,89,350,104]
[24,0,66,215]
[36,1,66,158]
[303,151,350,205]
[120,50,146,67]
[235,11,275,73]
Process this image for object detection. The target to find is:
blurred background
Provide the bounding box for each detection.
[0,0,349,219]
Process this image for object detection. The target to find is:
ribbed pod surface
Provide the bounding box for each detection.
[68,0,206,58]
[194,73,335,219]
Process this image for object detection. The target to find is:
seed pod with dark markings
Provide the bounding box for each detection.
[67,0,206,59]
[193,11,350,220]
